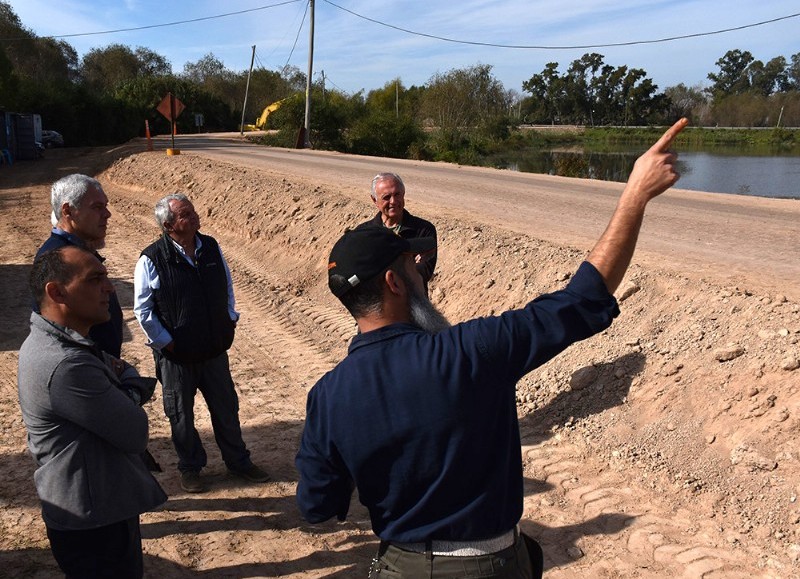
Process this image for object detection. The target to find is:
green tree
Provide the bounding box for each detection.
[134,47,172,77]
[182,53,227,84]
[265,87,364,150]
[748,56,789,96]
[81,44,139,92]
[241,67,303,126]
[564,53,604,125]
[115,75,236,134]
[81,44,171,92]
[181,53,247,120]
[419,64,509,157]
[0,2,77,86]
[663,84,709,124]
[348,79,424,157]
[522,62,564,124]
[523,55,667,126]
[591,64,624,124]
[348,109,422,158]
[620,69,664,125]
[365,78,411,116]
[707,49,755,99]
[789,53,800,90]
[363,79,424,122]
[0,45,19,106]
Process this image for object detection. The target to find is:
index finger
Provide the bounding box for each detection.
[651,117,689,152]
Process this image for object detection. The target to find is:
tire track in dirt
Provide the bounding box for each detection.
[522,441,779,578]
[221,246,351,390]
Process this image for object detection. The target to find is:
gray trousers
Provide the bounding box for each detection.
[369,532,541,579]
[155,351,251,473]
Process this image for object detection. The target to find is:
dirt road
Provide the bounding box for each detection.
[174,133,800,295]
[1,137,799,577]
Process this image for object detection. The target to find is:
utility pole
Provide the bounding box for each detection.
[395,80,399,118]
[240,45,256,135]
[302,0,315,148]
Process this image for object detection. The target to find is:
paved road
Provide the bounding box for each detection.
[156,133,800,296]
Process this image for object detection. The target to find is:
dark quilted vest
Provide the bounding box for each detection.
[141,233,234,363]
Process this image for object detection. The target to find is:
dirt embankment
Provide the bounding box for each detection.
[1,144,799,578]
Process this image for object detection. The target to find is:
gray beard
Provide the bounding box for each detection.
[408,288,451,334]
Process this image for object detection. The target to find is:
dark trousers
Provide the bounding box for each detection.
[46,516,143,579]
[369,532,543,578]
[155,351,251,473]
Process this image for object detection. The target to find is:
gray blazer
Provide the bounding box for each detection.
[17,313,166,530]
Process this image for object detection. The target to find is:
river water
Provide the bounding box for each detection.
[500,149,800,200]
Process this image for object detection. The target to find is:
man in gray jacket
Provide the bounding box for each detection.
[18,245,166,578]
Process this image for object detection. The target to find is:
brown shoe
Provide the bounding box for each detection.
[229,463,270,483]
[180,471,206,493]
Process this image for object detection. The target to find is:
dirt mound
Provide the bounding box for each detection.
[1,145,798,577]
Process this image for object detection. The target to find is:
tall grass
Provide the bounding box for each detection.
[578,127,797,150]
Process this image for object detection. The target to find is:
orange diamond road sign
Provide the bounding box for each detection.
[157,93,186,121]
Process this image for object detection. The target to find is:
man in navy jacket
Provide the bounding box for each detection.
[36,174,122,356]
[296,119,689,578]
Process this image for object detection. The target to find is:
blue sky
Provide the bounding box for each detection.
[9,0,799,96]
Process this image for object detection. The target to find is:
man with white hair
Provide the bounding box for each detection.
[36,174,122,357]
[36,173,162,472]
[134,193,269,493]
[357,172,438,293]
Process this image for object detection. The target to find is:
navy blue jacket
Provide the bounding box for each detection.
[35,230,124,357]
[296,261,619,542]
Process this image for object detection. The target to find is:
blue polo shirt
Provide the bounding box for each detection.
[296,261,619,542]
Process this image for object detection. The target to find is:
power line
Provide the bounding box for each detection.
[322,72,345,93]
[282,0,310,72]
[322,1,800,50]
[0,0,303,41]
[6,1,795,53]
[256,0,309,68]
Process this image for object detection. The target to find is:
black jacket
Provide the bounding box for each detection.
[357,209,438,288]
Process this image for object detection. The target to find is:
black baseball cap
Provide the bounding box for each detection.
[328,227,436,298]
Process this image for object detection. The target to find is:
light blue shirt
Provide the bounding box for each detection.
[133,235,239,351]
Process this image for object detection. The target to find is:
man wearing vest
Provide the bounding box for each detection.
[133,193,268,493]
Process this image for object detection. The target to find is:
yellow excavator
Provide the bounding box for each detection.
[243,97,291,131]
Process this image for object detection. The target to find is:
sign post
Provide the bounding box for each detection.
[156,92,186,155]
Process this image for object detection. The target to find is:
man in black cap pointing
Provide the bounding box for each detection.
[296,119,689,578]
